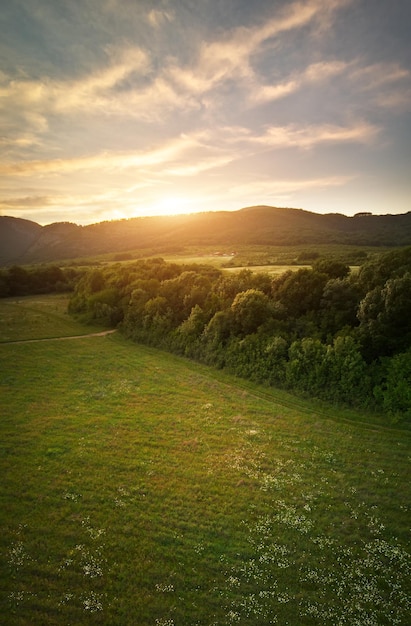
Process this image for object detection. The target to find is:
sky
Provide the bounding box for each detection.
[1,0,410,226]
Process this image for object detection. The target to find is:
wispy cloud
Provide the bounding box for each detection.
[0,0,359,160]
[0,46,150,115]
[250,60,351,105]
[0,195,55,209]
[231,174,354,197]
[350,62,411,111]
[166,0,352,105]
[376,88,411,111]
[0,132,213,177]
[0,118,380,180]
[147,8,174,28]
[254,120,380,149]
[351,62,410,90]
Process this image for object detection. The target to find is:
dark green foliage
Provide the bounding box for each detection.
[357,246,411,292]
[286,338,328,395]
[271,268,328,318]
[320,278,362,338]
[67,247,411,422]
[6,265,30,295]
[374,350,411,421]
[230,289,271,336]
[312,258,350,279]
[0,264,79,296]
[357,273,411,360]
[324,336,369,405]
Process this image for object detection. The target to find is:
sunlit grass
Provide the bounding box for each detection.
[224,264,312,276]
[0,297,410,625]
[65,242,386,270]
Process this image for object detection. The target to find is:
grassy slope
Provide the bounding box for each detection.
[0,294,107,342]
[0,297,410,625]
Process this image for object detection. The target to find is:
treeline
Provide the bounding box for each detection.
[0,264,81,297]
[68,248,411,422]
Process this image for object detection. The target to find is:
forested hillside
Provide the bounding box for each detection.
[68,247,411,423]
[1,207,411,265]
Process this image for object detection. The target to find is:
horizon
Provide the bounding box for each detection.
[2,204,410,229]
[1,1,410,225]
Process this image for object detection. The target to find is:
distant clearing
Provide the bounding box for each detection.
[224,264,311,275]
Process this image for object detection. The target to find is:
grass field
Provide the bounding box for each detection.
[80,241,382,270]
[0,296,410,625]
[0,294,107,343]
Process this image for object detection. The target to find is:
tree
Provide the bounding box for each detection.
[179,304,208,339]
[324,336,368,405]
[320,277,361,338]
[143,296,170,330]
[357,273,411,360]
[272,269,328,318]
[264,336,288,385]
[87,270,105,294]
[357,246,411,292]
[230,289,271,336]
[312,258,350,279]
[8,265,30,295]
[374,350,411,422]
[286,338,328,395]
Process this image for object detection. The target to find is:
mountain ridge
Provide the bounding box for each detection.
[1,206,411,265]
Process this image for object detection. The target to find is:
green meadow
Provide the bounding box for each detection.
[0,294,107,342]
[1,296,410,625]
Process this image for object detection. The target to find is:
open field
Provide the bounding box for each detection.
[153,257,313,276]
[64,242,387,271]
[224,264,312,276]
[153,243,372,269]
[0,295,107,343]
[1,296,410,625]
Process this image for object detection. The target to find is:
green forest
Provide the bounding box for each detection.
[55,247,410,423]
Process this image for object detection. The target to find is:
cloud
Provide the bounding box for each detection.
[56,48,150,112]
[0,132,212,177]
[0,195,55,209]
[167,0,352,102]
[250,60,350,105]
[0,46,150,130]
[0,117,378,182]
[147,8,174,28]
[350,62,411,112]
[193,120,380,155]
[0,115,380,187]
[376,88,411,111]
[164,155,235,177]
[231,175,354,196]
[0,0,356,150]
[254,120,380,149]
[351,62,410,90]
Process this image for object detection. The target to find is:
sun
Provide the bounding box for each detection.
[151,196,194,217]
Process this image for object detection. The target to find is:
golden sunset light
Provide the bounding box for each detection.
[1,0,410,225]
[1,6,411,624]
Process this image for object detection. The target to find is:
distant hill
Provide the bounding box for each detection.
[1,206,411,265]
[0,216,42,265]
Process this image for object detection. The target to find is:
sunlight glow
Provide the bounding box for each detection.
[147,196,196,217]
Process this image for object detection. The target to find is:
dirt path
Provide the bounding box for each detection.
[1,329,117,345]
